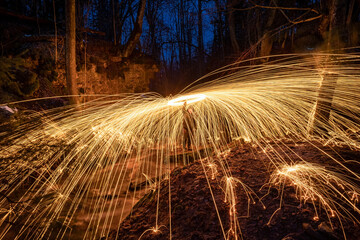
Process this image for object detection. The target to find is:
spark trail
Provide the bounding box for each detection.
[0,52,360,239]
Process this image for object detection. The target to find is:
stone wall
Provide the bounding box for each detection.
[0,31,159,106]
[53,58,158,102]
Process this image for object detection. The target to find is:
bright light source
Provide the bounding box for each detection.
[167,94,206,106]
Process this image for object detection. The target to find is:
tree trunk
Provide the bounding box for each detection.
[346,0,355,27]
[112,0,117,45]
[215,0,224,58]
[121,0,147,58]
[246,10,253,48]
[311,0,339,135]
[346,0,356,45]
[260,0,277,60]
[53,0,57,63]
[176,0,186,73]
[65,0,79,105]
[197,0,204,74]
[227,0,240,53]
[180,0,186,68]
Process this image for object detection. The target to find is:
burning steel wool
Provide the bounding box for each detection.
[0,53,360,239]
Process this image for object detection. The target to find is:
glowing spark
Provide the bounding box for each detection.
[269,162,360,238]
[1,52,360,240]
[167,94,206,106]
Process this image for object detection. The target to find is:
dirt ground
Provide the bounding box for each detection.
[105,139,360,240]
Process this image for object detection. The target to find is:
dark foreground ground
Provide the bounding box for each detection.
[106,139,360,240]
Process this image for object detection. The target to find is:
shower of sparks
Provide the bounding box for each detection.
[268,162,360,239]
[0,52,360,239]
[167,94,206,106]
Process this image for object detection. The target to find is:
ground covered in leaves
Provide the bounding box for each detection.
[106,140,360,240]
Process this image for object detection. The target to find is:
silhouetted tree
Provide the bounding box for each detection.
[121,0,147,58]
[311,0,340,134]
[65,0,79,105]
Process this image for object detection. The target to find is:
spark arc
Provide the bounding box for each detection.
[167,94,206,106]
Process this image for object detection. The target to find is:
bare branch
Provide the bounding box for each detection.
[230,2,320,15]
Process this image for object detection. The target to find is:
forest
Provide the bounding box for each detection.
[1,0,359,99]
[1,1,360,240]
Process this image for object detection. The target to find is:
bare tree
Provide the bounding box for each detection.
[65,0,79,105]
[112,0,117,45]
[115,0,133,45]
[121,0,147,58]
[311,0,340,135]
[227,0,240,53]
[197,0,204,73]
[53,0,57,63]
[214,0,225,58]
[260,0,277,59]
[145,0,163,60]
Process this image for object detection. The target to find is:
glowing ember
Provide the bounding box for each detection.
[1,53,360,240]
[268,162,360,238]
[167,93,206,106]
